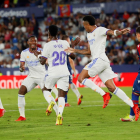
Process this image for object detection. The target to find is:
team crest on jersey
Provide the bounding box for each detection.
[27,56,29,58]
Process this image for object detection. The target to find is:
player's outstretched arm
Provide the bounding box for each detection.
[19,62,25,72]
[65,43,91,55]
[106,28,130,36]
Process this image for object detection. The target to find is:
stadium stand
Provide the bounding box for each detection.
[0,0,140,68]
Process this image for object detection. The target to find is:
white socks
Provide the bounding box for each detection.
[52,87,58,98]
[113,87,134,107]
[58,97,65,116]
[82,78,106,96]
[71,83,81,100]
[18,94,25,118]
[0,98,4,109]
[43,90,58,115]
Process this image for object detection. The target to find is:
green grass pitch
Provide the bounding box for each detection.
[0,87,139,140]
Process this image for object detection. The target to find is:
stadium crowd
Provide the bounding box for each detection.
[0,0,140,68]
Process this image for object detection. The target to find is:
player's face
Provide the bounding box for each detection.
[136,33,140,42]
[28,37,37,51]
[83,21,91,32]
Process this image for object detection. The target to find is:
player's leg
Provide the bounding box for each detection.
[69,73,83,105]
[120,75,140,121]
[120,92,139,122]
[65,84,70,107]
[71,83,83,105]
[52,86,58,101]
[78,68,111,108]
[0,98,5,117]
[56,76,69,125]
[43,76,58,116]
[16,77,36,121]
[105,79,139,121]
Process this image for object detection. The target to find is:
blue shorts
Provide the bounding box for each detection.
[69,75,72,84]
[133,74,140,94]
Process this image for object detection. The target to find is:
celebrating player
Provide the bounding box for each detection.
[62,35,83,106]
[65,15,139,121]
[120,26,140,122]
[33,25,71,125]
[16,35,58,121]
[0,98,5,117]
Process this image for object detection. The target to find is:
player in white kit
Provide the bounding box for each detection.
[33,25,70,125]
[16,35,58,121]
[65,15,139,120]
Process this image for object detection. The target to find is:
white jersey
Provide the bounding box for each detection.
[20,48,47,78]
[87,27,110,62]
[42,40,70,78]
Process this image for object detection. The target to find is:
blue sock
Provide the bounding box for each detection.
[65,94,67,103]
[65,90,69,103]
[130,92,139,116]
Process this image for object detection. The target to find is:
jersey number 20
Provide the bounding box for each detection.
[52,51,66,66]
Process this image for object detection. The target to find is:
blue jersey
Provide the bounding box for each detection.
[137,44,140,73]
[132,44,140,94]
[67,55,72,75]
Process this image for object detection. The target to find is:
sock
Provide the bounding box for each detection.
[82,78,106,96]
[130,92,139,117]
[43,90,58,115]
[113,87,134,107]
[52,87,58,98]
[65,90,69,103]
[0,98,4,109]
[58,97,65,116]
[71,83,81,100]
[18,94,25,118]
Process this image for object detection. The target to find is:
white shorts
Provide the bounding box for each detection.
[84,58,118,83]
[45,75,69,91]
[22,76,45,92]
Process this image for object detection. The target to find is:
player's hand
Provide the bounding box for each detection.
[33,50,41,57]
[73,71,77,78]
[65,47,75,53]
[71,37,80,48]
[120,28,130,34]
[19,66,25,72]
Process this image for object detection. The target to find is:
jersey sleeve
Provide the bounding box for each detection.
[99,27,110,36]
[20,51,26,62]
[41,43,49,59]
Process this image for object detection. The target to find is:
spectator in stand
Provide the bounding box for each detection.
[112,9,119,19]
[124,52,134,64]
[123,11,130,21]
[99,10,106,21]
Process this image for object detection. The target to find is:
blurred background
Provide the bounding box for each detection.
[0,0,140,69]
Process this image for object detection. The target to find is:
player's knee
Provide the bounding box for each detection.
[18,86,27,95]
[107,86,116,93]
[78,76,83,83]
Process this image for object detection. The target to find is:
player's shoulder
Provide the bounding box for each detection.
[59,40,69,45]
[37,47,43,51]
[22,48,29,53]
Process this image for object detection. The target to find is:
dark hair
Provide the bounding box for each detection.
[136,26,140,34]
[28,35,37,41]
[62,35,69,40]
[83,15,95,25]
[49,25,58,36]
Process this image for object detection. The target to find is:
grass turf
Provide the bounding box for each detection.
[0,87,139,140]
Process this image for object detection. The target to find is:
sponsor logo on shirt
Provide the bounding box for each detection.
[88,39,95,45]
